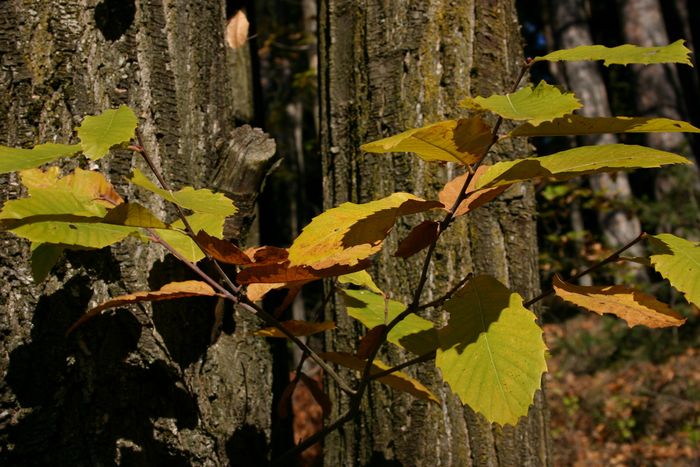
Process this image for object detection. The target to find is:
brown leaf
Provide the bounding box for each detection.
[299,373,332,418]
[246,283,285,302]
[439,165,508,217]
[394,221,440,258]
[356,325,387,359]
[277,378,299,419]
[254,320,336,338]
[195,231,252,265]
[553,275,686,328]
[225,10,249,49]
[68,280,218,334]
[237,259,371,285]
[319,352,439,403]
[244,245,290,265]
[273,284,305,318]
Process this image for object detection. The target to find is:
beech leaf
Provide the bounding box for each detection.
[194,231,252,265]
[30,243,64,283]
[0,143,81,174]
[553,276,685,328]
[299,373,332,417]
[510,115,700,138]
[533,40,692,66]
[361,117,493,165]
[439,165,508,217]
[394,220,439,258]
[648,234,700,308]
[320,351,439,403]
[337,270,383,294]
[460,81,581,125]
[356,325,387,359]
[225,10,249,49]
[237,260,371,285]
[436,275,547,426]
[254,320,336,338]
[77,105,138,160]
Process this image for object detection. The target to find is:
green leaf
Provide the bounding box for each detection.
[341,289,438,356]
[648,234,700,308]
[460,81,582,125]
[102,203,167,228]
[288,192,442,269]
[510,115,700,138]
[130,168,237,217]
[533,40,692,66]
[436,275,547,426]
[475,144,690,190]
[337,270,383,294]
[10,221,138,248]
[0,190,107,223]
[0,143,81,174]
[30,243,64,282]
[77,105,138,160]
[149,212,226,262]
[361,117,493,165]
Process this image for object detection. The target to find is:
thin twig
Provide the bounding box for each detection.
[367,351,436,381]
[416,273,473,311]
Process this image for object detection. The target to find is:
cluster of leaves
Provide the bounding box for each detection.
[1,40,699,458]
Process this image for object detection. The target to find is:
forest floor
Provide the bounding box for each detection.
[545,308,700,466]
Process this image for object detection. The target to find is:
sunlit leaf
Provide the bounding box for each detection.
[475,144,690,190]
[320,351,439,403]
[439,165,508,217]
[225,10,249,49]
[648,234,700,308]
[0,143,81,174]
[436,275,547,426]
[361,117,493,165]
[21,167,124,207]
[341,289,438,355]
[67,280,218,334]
[510,115,700,138]
[394,220,439,258]
[254,320,336,338]
[288,193,442,269]
[243,246,290,265]
[130,168,237,217]
[30,243,64,283]
[553,276,685,328]
[460,81,581,125]
[77,105,138,160]
[102,203,166,228]
[237,260,371,285]
[10,221,138,248]
[533,40,692,66]
[337,270,383,295]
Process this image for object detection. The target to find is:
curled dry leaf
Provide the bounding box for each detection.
[438,165,508,217]
[67,280,218,334]
[254,320,336,338]
[225,10,249,49]
[394,220,440,258]
[552,275,686,328]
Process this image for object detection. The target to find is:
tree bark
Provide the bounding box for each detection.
[0,1,276,465]
[319,1,549,465]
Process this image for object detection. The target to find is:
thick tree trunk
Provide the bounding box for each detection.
[0,1,276,465]
[319,1,549,465]
[548,0,644,255]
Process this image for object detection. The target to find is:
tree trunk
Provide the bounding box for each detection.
[319,1,549,465]
[0,1,276,465]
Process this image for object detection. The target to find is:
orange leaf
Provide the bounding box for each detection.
[225,10,249,49]
[237,259,371,285]
[553,275,686,328]
[68,280,218,334]
[254,320,336,338]
[299,373,332,418]
[439,165,508,217]
[319,352,438,403]
[244,245,290,265]
[394,221,439,258]
[277,378,299,419]
[356,325,387,359]
[195,231,252,265]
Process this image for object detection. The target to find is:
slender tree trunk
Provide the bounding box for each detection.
[319,1,549,465]
[548,0,644,256]
[0,1,276,465]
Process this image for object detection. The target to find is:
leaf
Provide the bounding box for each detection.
[474,144,690,190]
[361,117,493,165]
[194,231,252,265]
[436,275,547,426]
[237,260,371,285]
[533,40,693,66]
[254,320,336,338]
[77,105,138,160]
[341,289,438,355]
[299,373,332,417]
[394,220,439,258]
[337,270,383,294]
[10,221,138,249]
[130,168,237,217]
[356,325,387,359]
[244,246,290,265]
[288,192,442,269]
[277,378,298,419]
[552,276,685,328]
[0,143,81,174]
[154,213,228,262]
[320,352,438,403]
[67,280,218,334]
[648,234,700,308]
[21,167,124,207]
[510,115,700,138]
[30,243,64,282]
[225,10,249,49]
[439,165,508,217]
[460,81,582,125]
[246,283,286,302]
[102,203,167,228]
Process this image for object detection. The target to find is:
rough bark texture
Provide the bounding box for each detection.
[0,1,275,465]
[319,1,549,465]
[549,0,644,254]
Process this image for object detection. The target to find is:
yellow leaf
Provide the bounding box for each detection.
[553,276,685,328]
[510,115,700,138]
[533,40,692,66]
[439,165,508,217]
[254,320,336,338]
